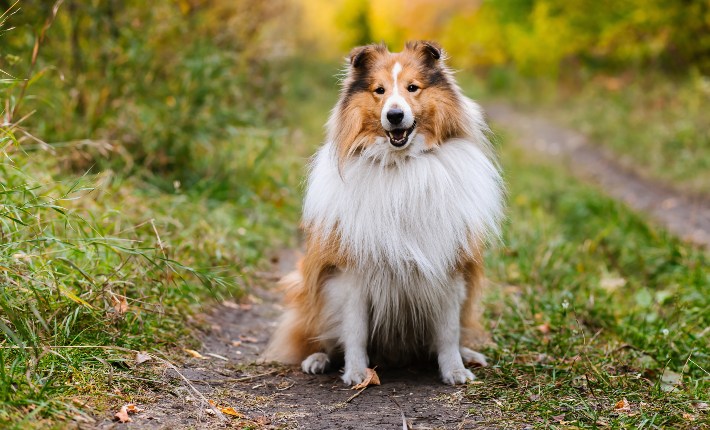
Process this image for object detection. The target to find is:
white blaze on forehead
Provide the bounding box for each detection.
[391,62,402,95]
[381,61,414,131]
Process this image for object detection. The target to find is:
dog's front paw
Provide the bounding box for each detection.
[441,367,475,385]
[301,352,330,374]
[341,366,368,386]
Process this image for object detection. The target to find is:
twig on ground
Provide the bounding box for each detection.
[187,369,279,384]
[151,350,228,422]
[389,394,411,430]
[345,387,366,403]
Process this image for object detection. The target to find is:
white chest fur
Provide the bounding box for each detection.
[304,138,504,283]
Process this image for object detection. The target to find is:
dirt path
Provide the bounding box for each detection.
[94,250,494,430]
[92,104,708,429]
[485,103,710,249]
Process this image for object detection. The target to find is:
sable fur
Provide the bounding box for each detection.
[263,41,504,385]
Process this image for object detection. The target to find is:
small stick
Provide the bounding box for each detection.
[345,387,366,403]
[188,370,279,384]
[151,352,227,422]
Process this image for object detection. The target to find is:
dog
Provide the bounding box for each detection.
[263,41,504,385]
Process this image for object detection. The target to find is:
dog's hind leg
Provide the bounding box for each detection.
[301,352,330,374]
[460,346,488,367]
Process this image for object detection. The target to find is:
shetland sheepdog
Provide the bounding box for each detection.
[263,41,504,385]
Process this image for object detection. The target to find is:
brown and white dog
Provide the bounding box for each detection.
[263,41,504,385]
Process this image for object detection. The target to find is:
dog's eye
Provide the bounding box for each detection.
[374,87,385,95]
[407,84,420,93]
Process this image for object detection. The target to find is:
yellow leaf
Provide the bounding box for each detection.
[352,368,380,390]
[219,406,244,418]
[184,349,207,359]
[59,286,94,309]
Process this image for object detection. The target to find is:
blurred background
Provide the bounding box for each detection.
[1,0,708,426]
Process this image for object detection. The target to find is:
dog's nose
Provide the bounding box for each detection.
[386,108,404,125]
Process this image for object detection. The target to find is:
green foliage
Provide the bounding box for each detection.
[3,0,289,192]
[472,143,710,428]
[479,69,710,196]
[0,1,300,423]
[447,0,710,75]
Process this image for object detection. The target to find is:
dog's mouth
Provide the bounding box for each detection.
[386,121,417,147]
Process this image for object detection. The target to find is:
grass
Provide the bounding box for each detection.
[0,128,302,426]
[0,3,305,425]
[470,70,710,196]
[468,141,709,428]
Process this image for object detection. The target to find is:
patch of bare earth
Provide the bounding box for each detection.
[486,103,710,249]
[93,251,497,429]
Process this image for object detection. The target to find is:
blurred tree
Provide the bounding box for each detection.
[292,0,710,75]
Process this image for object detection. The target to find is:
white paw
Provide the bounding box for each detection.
[460,346,488,367]
[301,352,330,374]
[441,367,475,385]
[341,366,368,386]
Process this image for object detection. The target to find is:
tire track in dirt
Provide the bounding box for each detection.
[485,103,710,249]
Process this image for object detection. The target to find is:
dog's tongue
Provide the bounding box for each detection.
[391,129,406,140]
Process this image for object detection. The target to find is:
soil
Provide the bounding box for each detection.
[93,250,497,430]
[485,103,710,249]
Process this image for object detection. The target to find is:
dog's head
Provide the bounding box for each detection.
[329,41,466,163]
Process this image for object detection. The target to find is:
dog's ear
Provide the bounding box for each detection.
[348,44,387,69]
[406,40,443,65]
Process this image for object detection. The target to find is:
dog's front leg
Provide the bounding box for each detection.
[434,295,475,385]
[339,273,370,385]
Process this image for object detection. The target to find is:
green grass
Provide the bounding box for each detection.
[0,132,301,426]
[0,3,305,424]
[469,141,709,428]
[471,70,710,196]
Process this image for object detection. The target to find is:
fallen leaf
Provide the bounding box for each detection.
[692,401,708,411]
[239,335,258,343]
[352,368,380,390]
[218,406,244,418]
[595,418,609,427]
[111,295,129,315]
[633,353,656,369]
[231,340,242,347]
[682,412,696,421]
[614,398,631,412]
[114,403,140,423]
[600,275,626,292]
[254,416,270,425]
[551,413,565,423]
[135,352,151,365]
[536,323,551,334]
[222,300,240,309]
[660,368,682,392]
[183,349,207,359]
